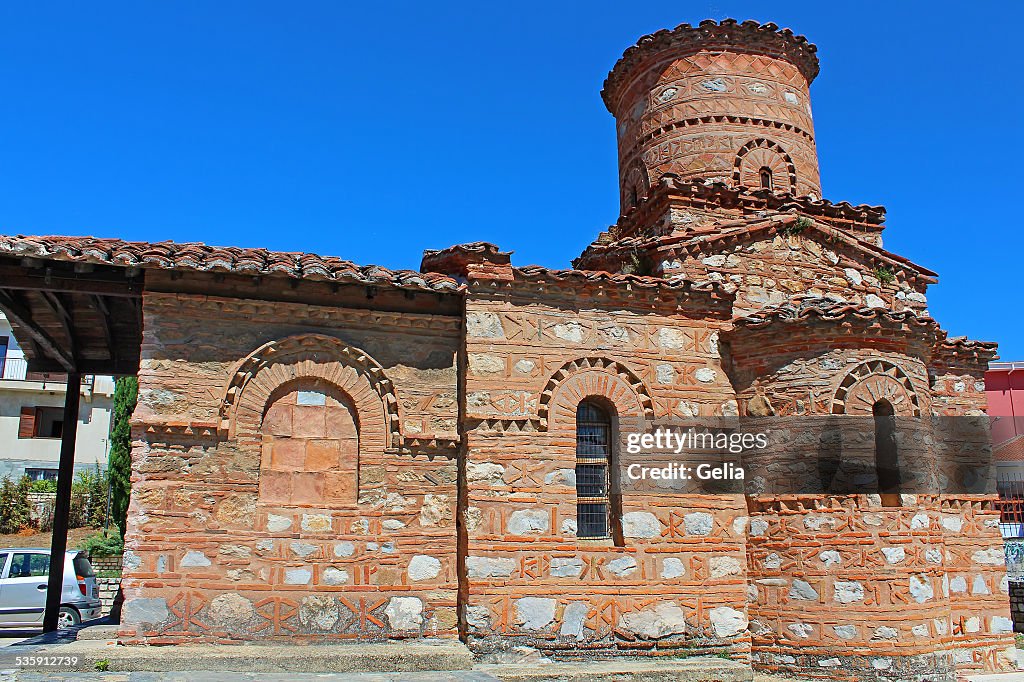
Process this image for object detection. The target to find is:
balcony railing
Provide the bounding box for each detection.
[0,358,96,389]
[1,357,28,380]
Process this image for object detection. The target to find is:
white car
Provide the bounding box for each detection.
[0,548,102,629]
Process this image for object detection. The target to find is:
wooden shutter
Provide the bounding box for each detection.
[18,407,37,439]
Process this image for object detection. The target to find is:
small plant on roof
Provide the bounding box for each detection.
[780,215,813,236]
[873,265,896,285]
[621,249,654,277]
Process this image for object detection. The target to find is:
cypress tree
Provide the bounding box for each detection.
[108,376,138,538]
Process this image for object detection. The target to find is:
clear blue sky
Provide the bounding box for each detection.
[0,1,1020,357]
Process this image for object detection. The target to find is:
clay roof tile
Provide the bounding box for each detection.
[0,234,462,294]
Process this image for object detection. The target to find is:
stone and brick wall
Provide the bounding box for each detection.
[97,576,121,615]
[90,554,123,573]
[720,320,1016,677]
[745,496,1016,678]
[657,230,929,318]
[1009,582,1024,633]
[119,287,463,643]
[460,272,751,657]
[603,22,822,210]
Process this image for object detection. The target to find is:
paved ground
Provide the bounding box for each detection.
[0,633,34,649]
[3,674,500,681]
[0,621,1020,681]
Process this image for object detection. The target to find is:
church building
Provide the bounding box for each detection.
[0,18,1013,681]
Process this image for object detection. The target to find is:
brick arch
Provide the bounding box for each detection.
[539,357,654,432]
[219,333,400,447]
[831,359,922,417]
[621,164,650,211]
[733,138,797,192]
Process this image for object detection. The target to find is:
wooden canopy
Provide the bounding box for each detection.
[0,255,143,375]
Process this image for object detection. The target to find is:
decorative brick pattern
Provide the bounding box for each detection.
[603,21,823,211]
[118,292,462,644]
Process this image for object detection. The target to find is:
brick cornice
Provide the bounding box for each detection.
[605,176,886,243]
[144,291,463,335]
[602,18,820,113]
[466,266,734,316]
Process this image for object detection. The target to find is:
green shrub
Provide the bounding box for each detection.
[67,464,109,529]
[780,215,813,236]
[873,265,896,285]
[29,478,56,494]
[0,476,32,534]
[79,528,123,557]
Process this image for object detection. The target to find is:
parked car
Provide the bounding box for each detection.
[0,548,101,629]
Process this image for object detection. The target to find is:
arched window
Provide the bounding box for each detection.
[759,166,773,189]
[575,400,623,543]
[873,399,900,507]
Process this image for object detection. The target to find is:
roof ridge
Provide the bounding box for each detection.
[734,295,937,329]
[0,234,462,294]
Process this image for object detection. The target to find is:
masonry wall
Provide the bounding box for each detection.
[119,288,462,643]
[1009,580,1024,633]
[658,232,929,318]
[725,336,1016,679]
[460,280,752,658]
[609,49,821,205]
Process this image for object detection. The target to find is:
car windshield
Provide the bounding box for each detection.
[72,553,95,577]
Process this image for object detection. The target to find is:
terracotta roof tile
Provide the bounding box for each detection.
[940,336,999,352]
[576,211,937,282]
[995,435,1024,462]
[510,265,727,295]
[0,235,462,293]
[734,295,938,330]
[605,178,887,243]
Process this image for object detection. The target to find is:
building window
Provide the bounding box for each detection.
[575,400,623,543]
[25,468,59,482]
[0,336,7,376]
[18,406,65,439]
[873,399,901,507]
[759,166,773,189]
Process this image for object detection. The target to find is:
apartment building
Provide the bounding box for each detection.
[0,311,115,480]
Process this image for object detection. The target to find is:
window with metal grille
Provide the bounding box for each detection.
[576,400,611,539]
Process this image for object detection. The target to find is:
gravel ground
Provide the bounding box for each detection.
[0,528,94,550]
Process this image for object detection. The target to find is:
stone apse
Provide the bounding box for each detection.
[1,17,1013,682]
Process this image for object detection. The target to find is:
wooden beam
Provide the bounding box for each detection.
[39,291,77,363]
[0,264,141,298]
[43,372,81,632]
[28,357,140,375]
[91,295,116,360]
[0,289,75,372]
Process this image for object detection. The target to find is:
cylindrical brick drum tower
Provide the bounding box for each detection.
[603,19,822,214]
